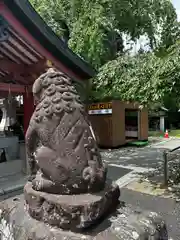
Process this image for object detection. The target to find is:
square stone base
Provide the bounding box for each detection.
[0,195,168,240]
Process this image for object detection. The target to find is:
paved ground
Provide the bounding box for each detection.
[1,137,180,238]
[121,188,180,240]
[102,138,177,169]
[152,138,180,150]
[0,160,27,197]
[103,147,163,168]
[103,138,180,240]
[102,138,180,183]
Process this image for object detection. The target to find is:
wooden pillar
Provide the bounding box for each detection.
[23,90,34,134]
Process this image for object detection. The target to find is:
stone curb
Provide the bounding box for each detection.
[0,183,24,196]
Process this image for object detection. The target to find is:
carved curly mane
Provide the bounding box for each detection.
[33,68,84,123]
[26,68,107,195]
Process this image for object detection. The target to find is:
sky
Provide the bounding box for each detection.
[172,0,180,21]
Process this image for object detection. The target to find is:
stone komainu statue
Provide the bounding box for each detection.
[26,68,107,194]
[24,69,167,238]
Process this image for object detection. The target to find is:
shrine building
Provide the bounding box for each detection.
[0,0,95,134]
[0,0,95,183]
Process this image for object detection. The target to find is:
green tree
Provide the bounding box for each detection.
[30,0,179,69]
[90,53,160,105]
[91,40,180,110]
[155,40,180,111]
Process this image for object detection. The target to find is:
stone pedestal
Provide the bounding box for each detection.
[0,195,168,240]
[19,69,168,240]
[24,181,120,232]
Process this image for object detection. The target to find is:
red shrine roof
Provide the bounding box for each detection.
[0,24,45,85]
[0,0,95,89]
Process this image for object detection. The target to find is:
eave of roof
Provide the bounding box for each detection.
[2,0,96,79]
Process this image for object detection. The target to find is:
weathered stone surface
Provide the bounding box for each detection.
[26,68,107,195]
[24,181,120,231]
[0,195,168,240]
[24,68,120,231]
[22,68,168,239]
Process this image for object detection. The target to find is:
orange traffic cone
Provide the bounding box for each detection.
[164,129,169,138]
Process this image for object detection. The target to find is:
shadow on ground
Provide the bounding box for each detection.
[137,149,180,200]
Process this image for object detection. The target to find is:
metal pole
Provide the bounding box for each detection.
[163,151,168,187]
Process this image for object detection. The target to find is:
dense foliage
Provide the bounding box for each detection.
[30,0,179,70]
[91,40,180,110]
[90,53,160,104]
[30,0,180,110]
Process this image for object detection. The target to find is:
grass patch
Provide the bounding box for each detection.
[127,141,148,147]
[149,131,164,137]
[169,130,180,137]
[149,129,180,138]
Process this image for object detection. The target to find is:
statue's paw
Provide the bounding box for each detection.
[32,177,55,193]
[32,179,44,191]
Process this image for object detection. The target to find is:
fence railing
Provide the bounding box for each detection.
[163,146,180,187]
